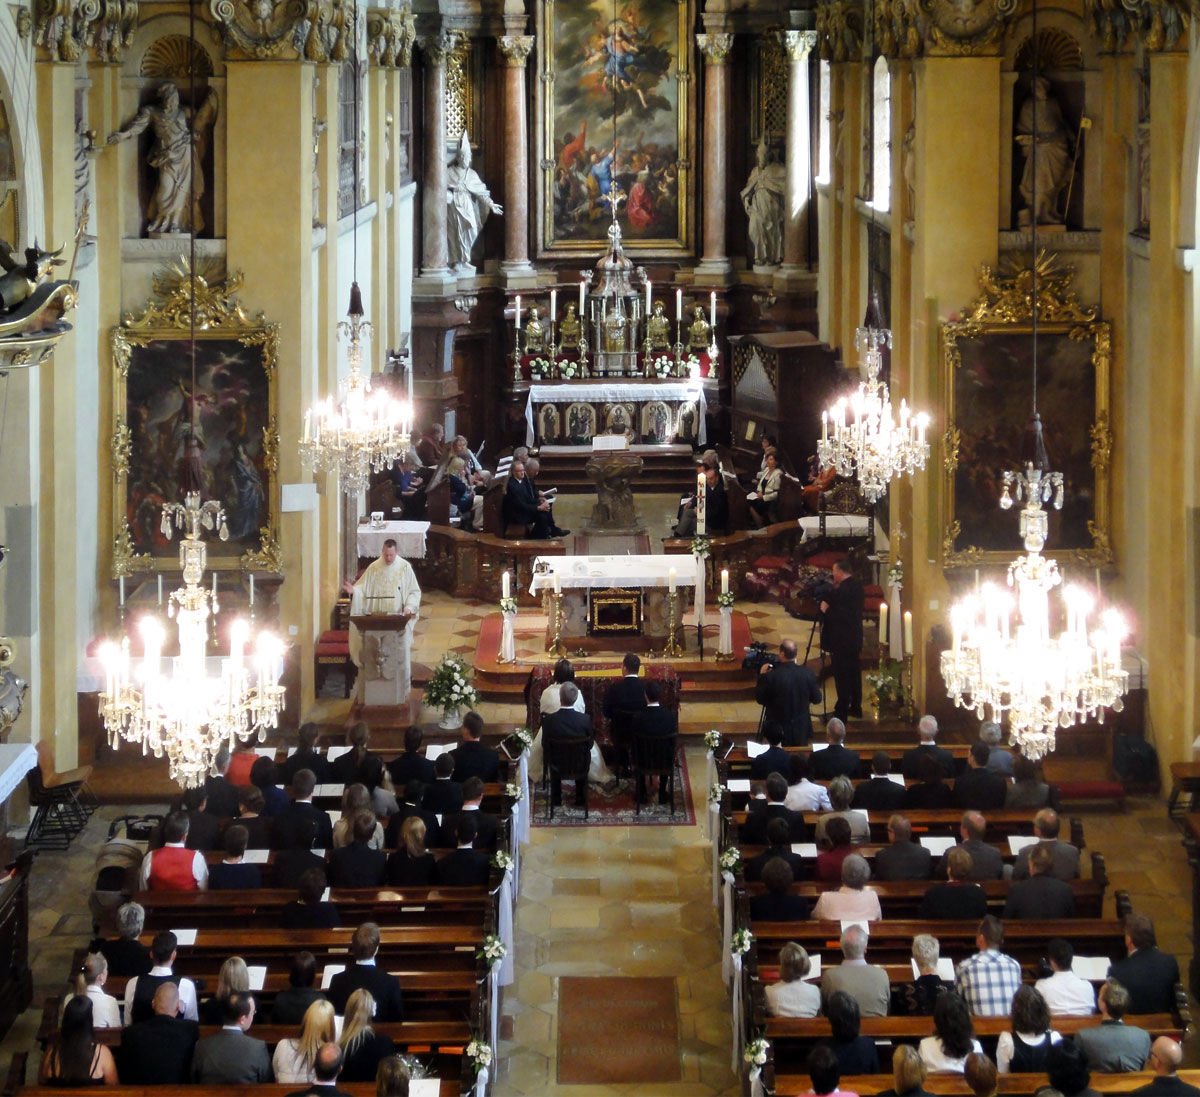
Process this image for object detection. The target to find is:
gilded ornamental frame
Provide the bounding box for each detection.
[110,263,282,577]
[940,254,1113,569]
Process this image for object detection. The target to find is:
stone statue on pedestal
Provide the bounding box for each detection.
[446,137,503,272]
[1016,76,1071,228]
[740,137,786,267]
[585,451,644,532]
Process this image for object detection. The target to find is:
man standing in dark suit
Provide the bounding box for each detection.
[328,922,405,1022]
[503,457,560,539]
[386,781,441,849]
[820,558,864,721]
[749,724,789,780]
[937,811,1005,880]
[422,753,464,815]
[631,679,678,804]
[1003,843,1076,919]
[272,769,333,851]
[810,718,861,780]
[435,814,491,886]
[902,715,957,779]
[1109,914,1181,1014]
[190,992,273,1083]
[544,686,594,807]
[954,743,1009,810]
[851,751,907,811]
[450,711,501,783]
[873,815,933,880]
[755,639,823,746]
[119,982,198,1084]
[328,813,386,888]
[286,1044,355,1097]
[920,847,989,919]
[740,773,809,844]
[386,727,437,788]
[442,777,499,851]
[203,746,240,819]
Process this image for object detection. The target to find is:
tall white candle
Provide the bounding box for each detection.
[879,601,888,646]
[696,470,707,535]
[515,295,521,330]
[675,288,682,322]
[502,570,510,599]
[646,280,652,315]
[118,575,125,607]
[668,567,677,593]
[579,279,585,315]
[710,290,717,331]
[904,611,914,655]
[249,573,255,608]
[721,569,729,595]
[157,574,163,606]
[550,289,557,323]
[213,571,218,597]
[553,571,561,595]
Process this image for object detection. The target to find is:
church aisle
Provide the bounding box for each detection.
[496,742,740,1095]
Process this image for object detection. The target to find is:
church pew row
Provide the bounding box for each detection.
[763,1071,1200,1097]
[735,867,1116,920]
[723,743,974,775]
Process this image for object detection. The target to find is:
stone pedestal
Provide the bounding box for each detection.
[351,613,414,707]
[584,452,644,532]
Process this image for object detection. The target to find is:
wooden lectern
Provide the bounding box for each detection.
[349,612,415,707]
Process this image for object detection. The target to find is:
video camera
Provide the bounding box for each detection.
[742,641,778,672]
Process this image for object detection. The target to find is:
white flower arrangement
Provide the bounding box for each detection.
[478,933,507,969]
[690,536,711,558]
[499,596,517,615]
[649,353,675,378]
[465,1039,492,1073]
[558,357,580,380]
[505,781,523,801]
[887,560,904,587]
[492,850,514,871]
[513,725,533,750]
[703,728,722,751]
[716,591,735,609]
[744,1037,770,1067]
[719,846,742,874]
[424,653,480,710]
[730,927,754,956]
[708,782,725,805]
[527,356,553,379]
[684,353,702,376]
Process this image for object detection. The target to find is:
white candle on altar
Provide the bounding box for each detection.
[157,574,163,605]
[668,567,677,593]
[515,295,521,330]
[249,573,255,608]
[696,470,707,535]
[579,280,585,316]
[502,570,510,599]
[303,410,311,442]
[118,575,125,607]
[675,288,682,322]
[550,289,557,323]
[552,571,561,595]
[904,611,914,656]
[213,571,218,597]
[879,601,888,646]
[710,290,717,331]
[646,280,651,315]
[721,569,729,595]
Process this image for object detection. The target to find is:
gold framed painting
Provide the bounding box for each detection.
[940,254,1113,569]
[536,0,694,255]
[110,263,281,576]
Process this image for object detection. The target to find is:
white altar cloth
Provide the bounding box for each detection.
[529,554,698,594]
[356,520,430,560]
[524,382,707,446]
[0,743,37,806]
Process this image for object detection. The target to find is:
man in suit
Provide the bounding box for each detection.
[921,847,989,919]
[1012,808,1081,880]
[280,723,330,785]
[851,751,907,811]
[754,639,822,746]
[123,930,199,1025]
[1004,843,1076,919]
[1109,914,1181,1014]
[274,817,327,891]
[1133,1038,1200,1096]
[672,452,729,536]
[749,856,810,921]
[744,818,807,883]
[503,457,563,538]
[287,1043,355,1097]
[329,812,386,888]
[450,711,501,783]
[272,768,334,851]
[810,718,861,780]
[328,922,405,1022]
[820,558,864,721]
[937,811,1005,880]
[1075,979,1152,1072]
[208,824,262,890]
[190,992,273,1083]
[603,652,648,720]
[740,772,808,844]
[631,679,678,804]
[436,813,491,886]
[179,787,221,852]
[544,684,595,807]
[422,752,465,815]
[874,815,933,880]
[203,746,240,819]
[902,715,956,779]
[271,951,329,1025]
[749,723,789,780]
[821,924,890,1017]
[386,780,441,849]
[442,776,499,851]
[386,726,437,788]
[954,742,1008,810]
[119,981,198,1084]
[980,721,1015,776]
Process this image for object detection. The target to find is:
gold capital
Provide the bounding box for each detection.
[781,29,817,63]
[419,29,458,67]
[696,32,734,64]
[498,34,534,67]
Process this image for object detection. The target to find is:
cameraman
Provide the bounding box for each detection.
[820,558,865,721]
[754,639,822,746]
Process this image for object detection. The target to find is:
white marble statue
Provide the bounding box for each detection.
[107,82,219,236]
[1016,76,1071,228]
[446,138,503,272]
[740,137,786,267]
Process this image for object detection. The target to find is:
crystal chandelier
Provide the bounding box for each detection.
[299,282,413,495]
[99,493,287,788]
[817,299,931,504]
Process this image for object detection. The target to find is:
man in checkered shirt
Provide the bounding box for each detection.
[955,915,1023,1016]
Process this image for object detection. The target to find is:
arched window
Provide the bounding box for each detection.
[872,56,891,211]
[817,60,832,185]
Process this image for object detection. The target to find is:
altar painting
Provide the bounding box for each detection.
[539,0,693,254]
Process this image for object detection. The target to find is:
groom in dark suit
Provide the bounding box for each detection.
[631,680,678,804]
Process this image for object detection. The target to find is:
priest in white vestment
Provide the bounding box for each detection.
[344,539,421,702]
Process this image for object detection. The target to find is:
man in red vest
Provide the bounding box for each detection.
[138,811,209,891]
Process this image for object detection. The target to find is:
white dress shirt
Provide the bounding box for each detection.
[785,779,832,813]
[64,985,122,1028]
[1035,970,1097,1015]
[918,1036,984,1073]
[123,966,199,1025]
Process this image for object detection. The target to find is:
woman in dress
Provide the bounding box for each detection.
[765,942,821,1018]
[996,985,1061,1073]
[385,817,436,887]
[529,658,615,787]
[39,997,118,1085]
[63,953,121,1029]
[339,990,397,1082]
[918,992,983,1072]
[272,998,336,1084]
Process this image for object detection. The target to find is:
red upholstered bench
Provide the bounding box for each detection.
[1056,779,1126,809]
[315,629,356,699]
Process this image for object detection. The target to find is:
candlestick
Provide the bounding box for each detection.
[675,288,682,322]
[721,568,729,595]
[904,611,914,656]
[579,279,585,316]
[668,567,677,594]
[157,574,163,606]
[879,601,888,647]
[710,289,716,331]
[502,570,510,599]
[515,295,521,330]
[645,280,651,316]
[550,289,557,323]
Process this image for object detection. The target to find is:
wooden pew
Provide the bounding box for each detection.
[187,848,503,888]
[724,743,974,773]
[765,1071,1200,1097]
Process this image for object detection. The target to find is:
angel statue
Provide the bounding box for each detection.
[108,82,219,236]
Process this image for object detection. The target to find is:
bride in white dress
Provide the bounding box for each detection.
[528,659,615,786]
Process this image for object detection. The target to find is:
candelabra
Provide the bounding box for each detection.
[902,653,916,725]
[707,338,720,380]
[98,493,286,789]
[548,590,566,657]
[664,590,684,657]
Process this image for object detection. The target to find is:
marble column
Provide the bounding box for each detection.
[696,33,733,281]
[498,35,535,282]
[779,30,817,279]
[417,31,456,287]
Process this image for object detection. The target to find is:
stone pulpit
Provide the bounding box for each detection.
[349,612,415,707]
